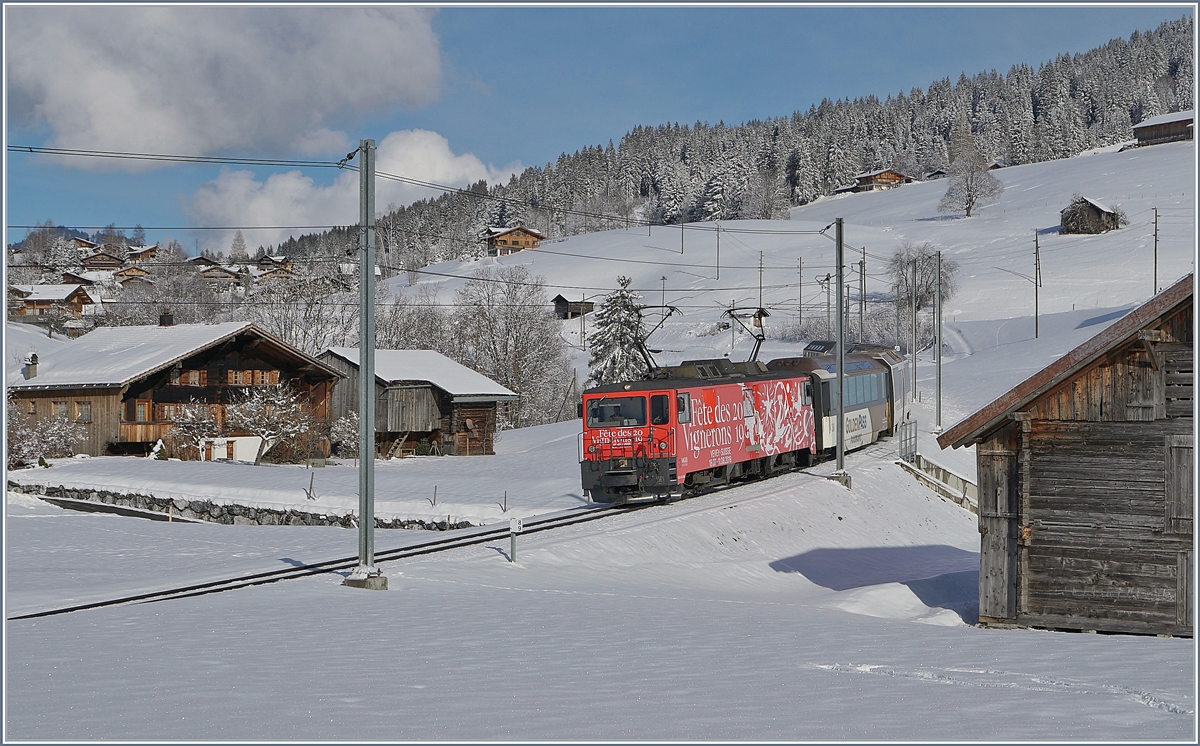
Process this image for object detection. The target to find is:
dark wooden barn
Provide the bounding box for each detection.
[1060,196,1122,234]
[319,348,517,457]
[1132,110,1194,147]
[938,274,1194,636]
[552,294,595,319]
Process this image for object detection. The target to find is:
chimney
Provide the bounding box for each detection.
[22,353,38,380]
[159,309,175,326]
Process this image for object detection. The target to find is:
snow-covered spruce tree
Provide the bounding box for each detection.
[165,400,220,460]
[586,276,648,388]
[224,382,314,465]
[228,230,250,263]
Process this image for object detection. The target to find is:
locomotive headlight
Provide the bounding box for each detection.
[657,441,668,449]
[587,445,597,453]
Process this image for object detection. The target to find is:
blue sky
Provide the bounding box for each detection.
[5,5,1192,253]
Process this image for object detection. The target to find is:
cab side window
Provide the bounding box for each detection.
[676,393,692,424]
[651,394,670,425]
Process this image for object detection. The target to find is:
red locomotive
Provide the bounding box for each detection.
[580,341,907,505]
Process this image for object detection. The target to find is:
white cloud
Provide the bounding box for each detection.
[186,130,522,253]
[7,7,442,166]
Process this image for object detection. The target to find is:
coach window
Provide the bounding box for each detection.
[676,393,692,424]
[650,394,670,425]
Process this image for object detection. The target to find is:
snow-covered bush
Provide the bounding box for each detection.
[329,411,360,457]
[6,399,85,468]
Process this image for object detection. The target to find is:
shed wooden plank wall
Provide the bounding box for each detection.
[975,302,1193,636]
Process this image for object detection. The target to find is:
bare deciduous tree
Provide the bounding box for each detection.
[224,382,314,465]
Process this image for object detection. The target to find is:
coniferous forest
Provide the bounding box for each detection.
[364,16,1192,273]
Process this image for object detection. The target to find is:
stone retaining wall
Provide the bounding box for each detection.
[7,482,473,531]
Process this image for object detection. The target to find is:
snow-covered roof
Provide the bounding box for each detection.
[5,321,69,379]
[1132,109,1194,130]
[7,322,255,390]
[9,284,90,302]
[853,168,903,180]
[484,225,546,239]
[1062,196,1115,215]
[323,347,517,400]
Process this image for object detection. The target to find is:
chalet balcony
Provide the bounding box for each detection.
[119,422,175,443]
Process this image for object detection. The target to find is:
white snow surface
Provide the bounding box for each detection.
[4,142,1196,740]
[4,321,68,379]
[324,346,517,397]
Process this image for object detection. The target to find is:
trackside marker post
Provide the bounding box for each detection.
[509,517,523,563]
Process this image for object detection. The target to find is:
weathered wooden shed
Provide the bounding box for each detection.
[938,274,1194,636]
[552,294,595,319]
[319,348,517,456]
[1132,109,1194,147]
[1060,196,1122,234]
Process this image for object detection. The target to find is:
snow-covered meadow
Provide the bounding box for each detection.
[5,140,1195,739]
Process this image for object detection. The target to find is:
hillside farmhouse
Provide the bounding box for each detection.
[8,284,100,318]
[8,320,342,457]
[938,274,1193,637]
[319,347,517,457]
[485,225,545,257]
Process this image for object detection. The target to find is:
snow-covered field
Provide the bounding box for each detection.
[5,141,1195,739]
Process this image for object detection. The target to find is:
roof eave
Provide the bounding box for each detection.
[938,274,1193,450]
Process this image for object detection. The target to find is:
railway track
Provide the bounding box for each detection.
[9,443,886,622]
[6,505,637,621]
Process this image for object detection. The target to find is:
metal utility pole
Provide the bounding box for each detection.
[833,218,849,487]
[859,248,866,343]
[758,251,764,308]
[798,257,803,325]
[935,250,943,434]
[894,283,901,352]
[346,139,385,591]
[715,223,720,279]
[911,259,918,402]
[1153,207,1159,294]
[1034,230,1041,339]
[823,273,832,333]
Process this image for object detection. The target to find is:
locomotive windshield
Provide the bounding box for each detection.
[586,396,647,428]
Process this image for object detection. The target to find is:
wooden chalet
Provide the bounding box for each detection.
[937,274,1194,637]
[851,168,911,192]
[8,284,98,318]
[81,252,124,271]
[485,225,545,257]
[552,294,595,319]
[258,254,293,271]
[7,320,342,457]
[319,347,517,457]
[113,265,152,286]
[1132,110,1194,147]
[67,237,98,251]
[924,168,948,180]
[127,244,159,262]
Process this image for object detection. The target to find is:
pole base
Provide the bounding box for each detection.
[829,471,853,489]
[344,567,388,590]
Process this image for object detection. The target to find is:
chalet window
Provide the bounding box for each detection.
[52,401,68,419]
[170,369,180,386]
[136,401,149,422]
[26,400,36,416]
[1166,435,1193,534]
[75,401,92,423]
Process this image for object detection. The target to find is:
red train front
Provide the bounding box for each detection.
[580,359,817,504]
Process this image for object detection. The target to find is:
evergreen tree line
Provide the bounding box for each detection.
[362,16,1191,273]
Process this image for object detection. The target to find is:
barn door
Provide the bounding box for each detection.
[1165,434,1193,534]
[978,427,1020,621]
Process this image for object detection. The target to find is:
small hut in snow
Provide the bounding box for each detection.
[1060,196,1123,234]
